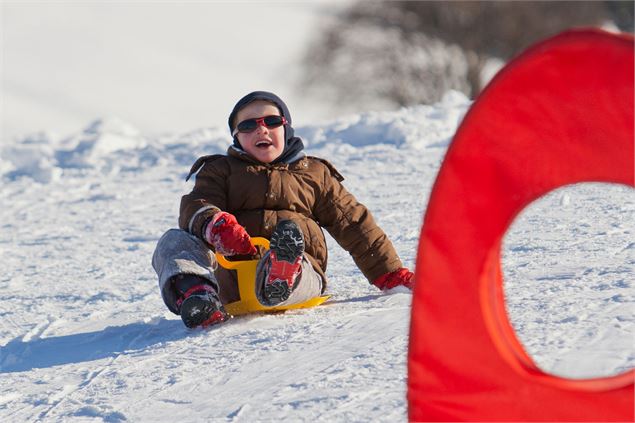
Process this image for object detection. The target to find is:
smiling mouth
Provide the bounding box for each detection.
[255,140,273,148]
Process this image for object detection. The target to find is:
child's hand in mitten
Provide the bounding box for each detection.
[204,211,257,256]
[372,268,414,291]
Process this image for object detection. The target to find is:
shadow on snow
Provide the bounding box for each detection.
[0,318,187,373]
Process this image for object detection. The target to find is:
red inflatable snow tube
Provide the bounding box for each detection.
[408,29,634,421]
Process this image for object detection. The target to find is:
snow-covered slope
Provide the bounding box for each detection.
[0,92,632,421]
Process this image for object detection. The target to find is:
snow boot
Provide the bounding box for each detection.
[262,220,304,305]
[173,274,228,328]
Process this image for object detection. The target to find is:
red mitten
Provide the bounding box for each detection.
[372,268,414,291]
[204,211,257,256]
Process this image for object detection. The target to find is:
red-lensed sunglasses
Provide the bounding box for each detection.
[233,115,287,136]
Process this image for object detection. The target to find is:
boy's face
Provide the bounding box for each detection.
[234,101,285,164]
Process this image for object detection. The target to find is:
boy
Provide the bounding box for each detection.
[152,91,414,328]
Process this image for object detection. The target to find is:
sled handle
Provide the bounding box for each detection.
[214,237,270,270]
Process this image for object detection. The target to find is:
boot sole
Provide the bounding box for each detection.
[269,220,304,263]
[263,280,292,304]
[264,220,304,304]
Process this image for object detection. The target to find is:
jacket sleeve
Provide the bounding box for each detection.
[312,160,403,282]
[178,157,228,239]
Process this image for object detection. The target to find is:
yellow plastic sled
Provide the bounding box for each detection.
[215,237,329,316]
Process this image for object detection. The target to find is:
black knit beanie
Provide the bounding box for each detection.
[227,91,304,164]
[228,91,295,144]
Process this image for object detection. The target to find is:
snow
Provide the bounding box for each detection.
[1,1,351,143]
[0,91,633,421]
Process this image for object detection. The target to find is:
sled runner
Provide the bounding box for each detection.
[215,237,329,316]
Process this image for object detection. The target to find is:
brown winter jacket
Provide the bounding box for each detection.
[179,147,402,300]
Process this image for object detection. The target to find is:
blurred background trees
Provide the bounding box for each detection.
[301,1,634,113]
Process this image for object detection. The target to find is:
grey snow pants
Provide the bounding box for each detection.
[152,229,323,314]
